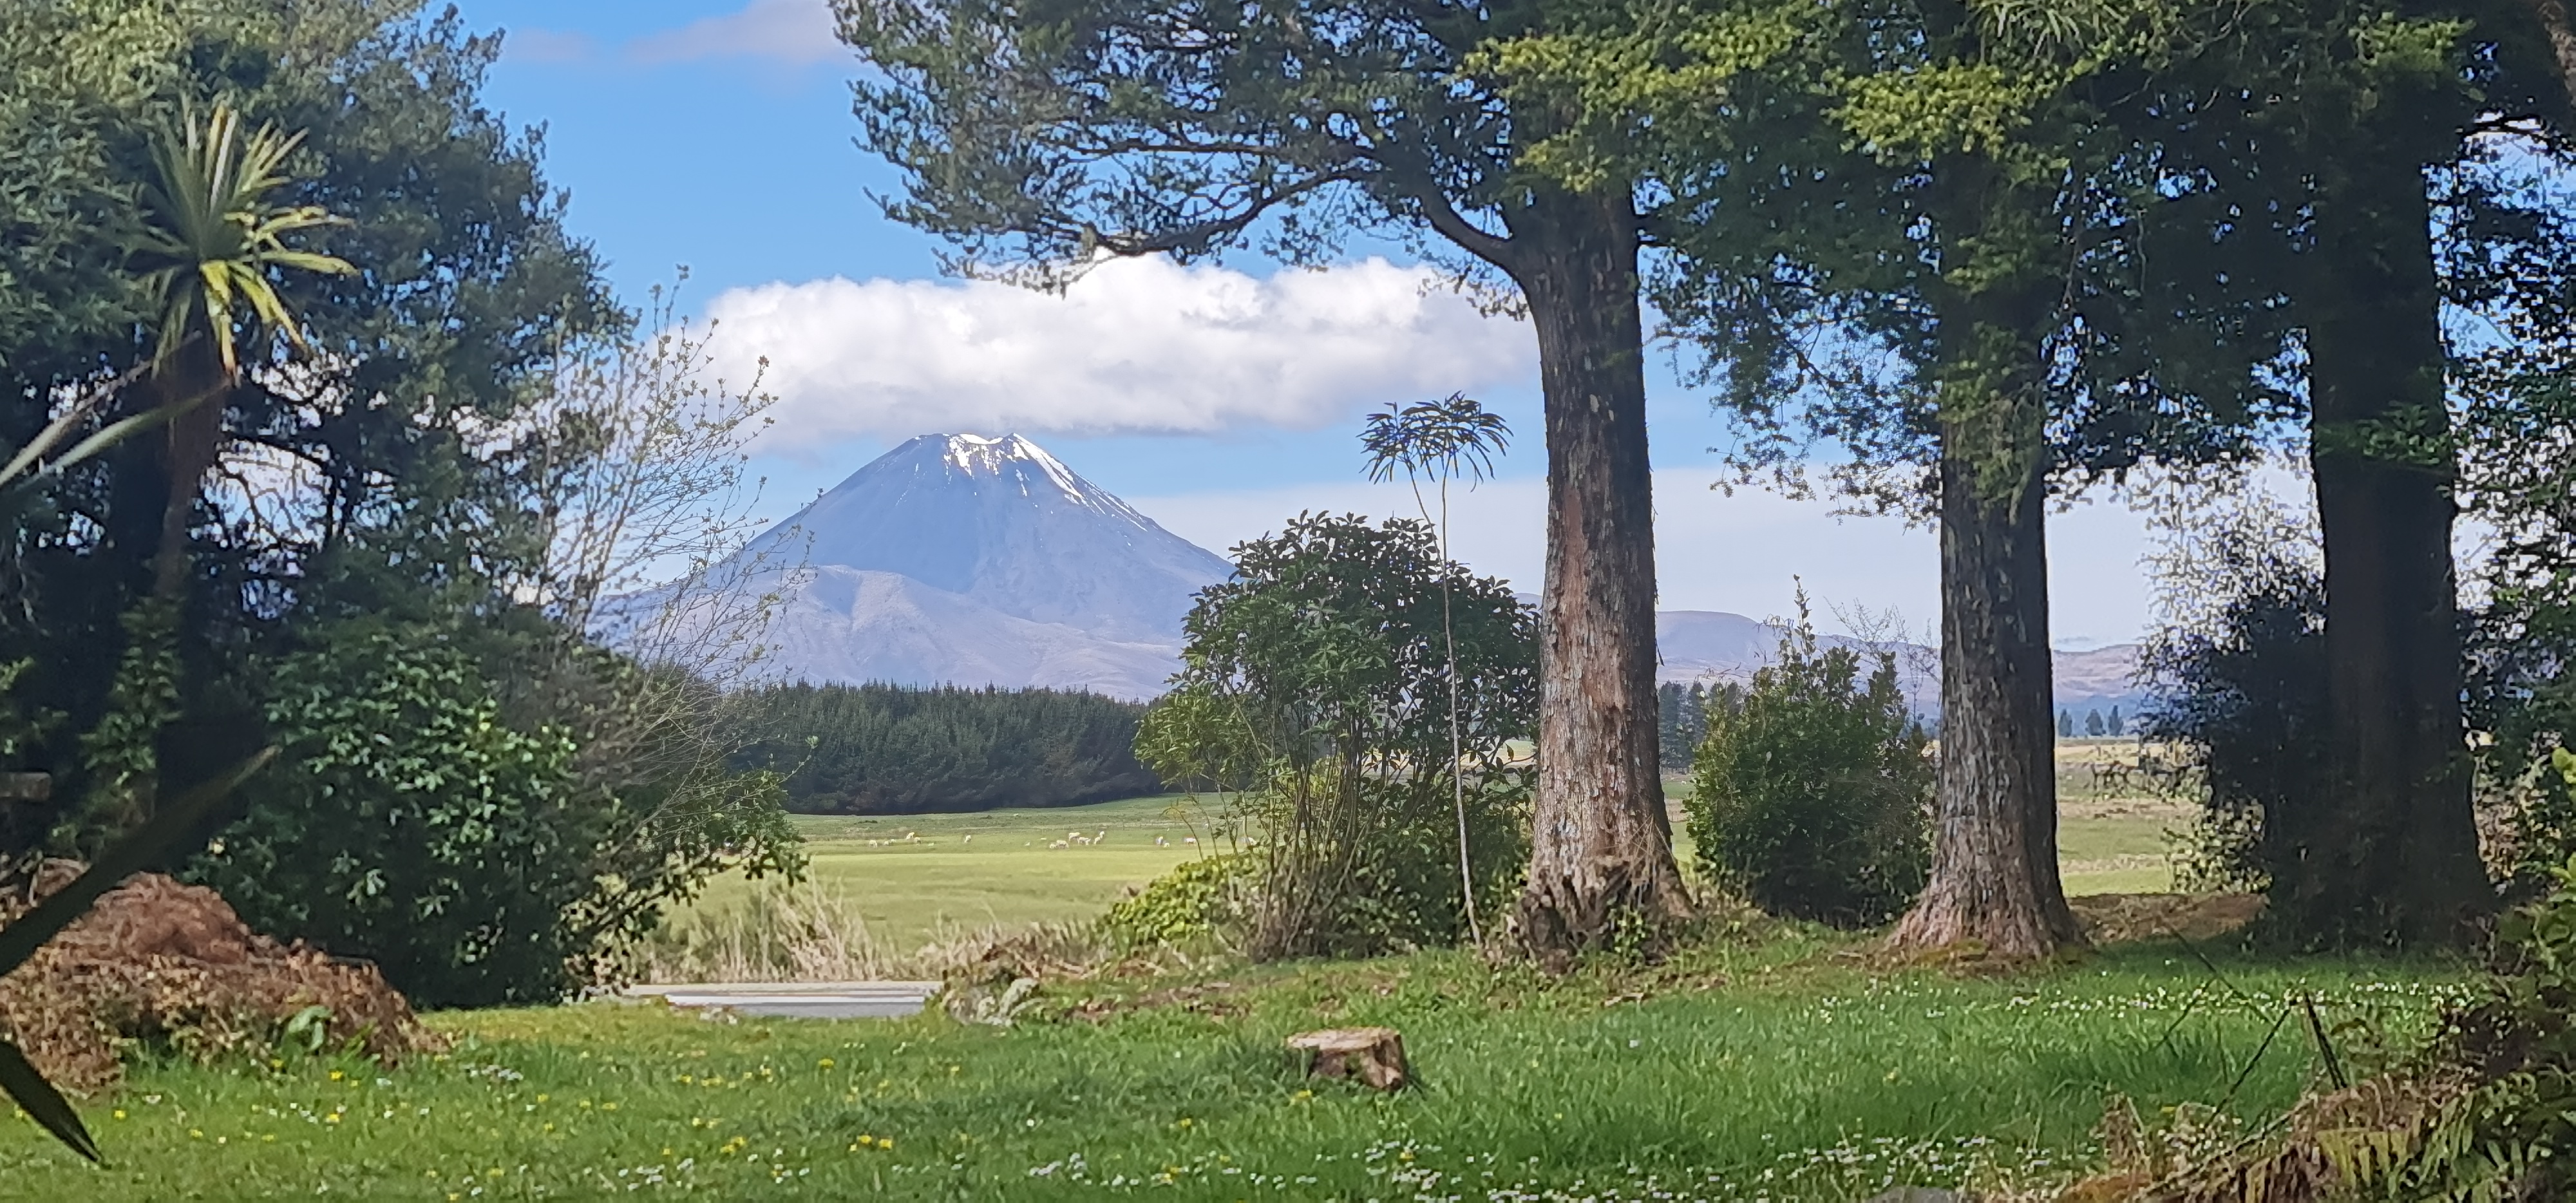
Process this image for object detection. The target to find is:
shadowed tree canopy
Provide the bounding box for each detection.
[835,0,1690,960]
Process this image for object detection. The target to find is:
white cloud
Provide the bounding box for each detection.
[1125,467,2161,645]
[505,28,596,63]
[628,0,842,66]
[705,258,1535,444]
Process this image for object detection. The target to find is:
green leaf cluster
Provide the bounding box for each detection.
[1136,513,1537,958]
[1685,603,1930,927]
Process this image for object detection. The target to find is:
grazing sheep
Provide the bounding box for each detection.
[1184,837,1197,844]
[1049,840,1068,849]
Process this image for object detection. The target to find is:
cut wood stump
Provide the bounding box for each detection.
[1287,1026,1408,1092]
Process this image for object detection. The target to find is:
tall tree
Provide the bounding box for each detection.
[125,102,353,602]
[1490,0,2295,956]
[2238,1,2576,944]
[835,0,1689,960]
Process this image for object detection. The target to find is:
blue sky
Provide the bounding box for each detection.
[462,0,2166,646]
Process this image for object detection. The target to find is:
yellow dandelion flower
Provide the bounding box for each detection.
[817,1058,835,1070]
[111,1110,126,1120]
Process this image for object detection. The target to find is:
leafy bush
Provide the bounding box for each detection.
[1135,514,1536,959]
[2135,493,2328,893]
[196,621,799,1008]
[1685,608,1929,927]
[1099,855,1252,949]
[732,684,1157,814]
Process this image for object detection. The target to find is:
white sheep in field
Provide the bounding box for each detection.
[1184,837,1197,845]
[961,834,972,844]
[1049,839,1068,849]
[1155,836,1168,847]
[1094,830,1107,844]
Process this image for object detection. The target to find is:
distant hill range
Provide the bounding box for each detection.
[1654,610,2150,721]
[674,433,2153,715]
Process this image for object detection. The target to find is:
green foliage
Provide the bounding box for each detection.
[1098,854,1251,949]
[0,0,619,858]
[2136,497,2326,897]
[732,684,1157,815]
[1686,607,1929,927]
[194,625,800,1008]
[126,100,355,377]
[196,623,584,1007]
[1136,513,1536,959]
[61,600,182,856]
[1658,682,1736,772]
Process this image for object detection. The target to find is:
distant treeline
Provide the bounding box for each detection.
[731,684,1161,814]
[1658,681,1747,770]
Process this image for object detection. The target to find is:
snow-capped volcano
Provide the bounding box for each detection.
[736,433,1233,698]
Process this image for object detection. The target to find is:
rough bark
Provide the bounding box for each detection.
[2523,0,2576,109]
[1887,406,2086,959]
[146,339,229,602]
[1502,186,1690,963]
[2278,153,2489,947]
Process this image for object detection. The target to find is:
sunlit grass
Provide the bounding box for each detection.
[0,938,2468,1200]
[678,795,1225,952]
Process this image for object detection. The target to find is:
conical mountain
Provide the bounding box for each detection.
[733,433,1232,699]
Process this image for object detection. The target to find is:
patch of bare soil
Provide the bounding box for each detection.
[2069,892,2265,946]
[0,860,440,1093]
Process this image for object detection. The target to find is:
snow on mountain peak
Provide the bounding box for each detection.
[734,432,1233,672]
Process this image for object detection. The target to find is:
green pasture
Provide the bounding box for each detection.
[681,780,2193,955]
[0,940,2467,1200]
[683,795,1224,949]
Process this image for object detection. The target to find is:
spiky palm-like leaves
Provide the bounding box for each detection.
[125,101,351,600]
[127,102,352,380]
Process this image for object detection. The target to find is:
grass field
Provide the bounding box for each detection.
[0,937,2468,1200]
[674,753,2198,958]
[678,795,1223,954]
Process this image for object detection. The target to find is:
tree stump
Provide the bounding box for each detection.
[1286,1027,1408,1091]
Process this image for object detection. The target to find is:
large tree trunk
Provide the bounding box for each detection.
[1503,186,1690,964]
[2520,0,2576,109]
[147,339,229,602]
[2278,153,2488,947]
[1888,381,2085,959]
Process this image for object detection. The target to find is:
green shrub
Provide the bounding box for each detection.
[1685,609,1929,927]
[1136,514,1536,959]
[1099,854,1252,949]
[196,621,799,1008]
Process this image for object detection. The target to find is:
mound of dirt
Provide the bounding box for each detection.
[0,860,442,1093]
[2069,891,2266,946]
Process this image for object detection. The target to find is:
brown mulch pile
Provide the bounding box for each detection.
[2069,892,2266,946]
[0,860,442,1093]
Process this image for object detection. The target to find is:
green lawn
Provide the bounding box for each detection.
[0,940,2468,1200]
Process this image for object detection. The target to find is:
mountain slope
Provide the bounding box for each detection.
[733,433,1231,699]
